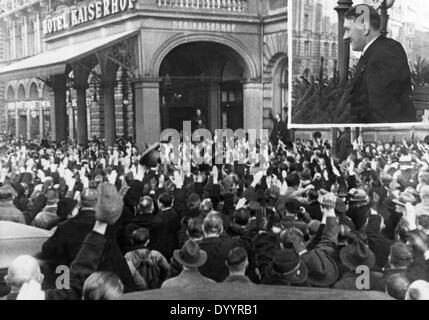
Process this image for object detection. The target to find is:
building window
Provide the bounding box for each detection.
[269,0,287,10]
[16,23,22,59]
[304,14,309,31]
[324,42,329,58]
[332,43,336,57]
[27,18,35,56]
[304,41,311,56]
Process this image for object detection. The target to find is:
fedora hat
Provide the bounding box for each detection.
[348,189,369,204]
[269,249,308,284]
[302,249,339,287]
[393,192,417,207]
[340,239,375,271]
[173,240,207,268]
[139,143,160,168]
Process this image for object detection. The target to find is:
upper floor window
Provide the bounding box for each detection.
[304,14,309,31]
[304,41,311,56]
[269,0,287,10]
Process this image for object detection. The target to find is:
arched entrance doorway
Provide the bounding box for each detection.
[159,42,246,132]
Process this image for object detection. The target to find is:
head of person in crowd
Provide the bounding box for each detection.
[306,188,319,205]
[340,238,376,272]
[139,196,154,215]
[56,197,79,220]
[266,214,284,234]
[0,184,17,203]
[158,192,174,212]
[129,228,150,248]
[45,189,59,207]
[187,218,204,241]
[80,188,98,210]
[4,255,44,295]
[202,213,223,238]
[173,239,207,271]
[233,208,250,228]
[263,249,308,286]
[388,242,414,270]
[226,247,249,276]
[386,273,411,300]
[285,173,300,190]
[405,280,429,300]
[417,215,429,235]
[82,271,124,300]
[199,198,214,217]
[280,228,306,254]
[186,193,201,218]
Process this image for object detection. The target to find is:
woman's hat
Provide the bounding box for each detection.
[173,240,207,268]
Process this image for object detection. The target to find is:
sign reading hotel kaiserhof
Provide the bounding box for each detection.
[42,0,136,35]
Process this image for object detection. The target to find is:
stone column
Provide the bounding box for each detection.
[15,102,19,138]
[97,55,117,147]
[39,102,43,139]
[68,104,75,142]
[73,64,90,145]
[26,108,31,140]
[208,81,221,130]
[75,84,88,145]
[49,74,68,142]
[102,79,116,147]
[134,78,162,151]
[243,80,263,131]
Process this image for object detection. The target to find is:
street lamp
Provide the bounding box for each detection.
[335,0,354,82]
[377,0,396,37]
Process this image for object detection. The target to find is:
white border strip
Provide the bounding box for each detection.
[288,122,429,129]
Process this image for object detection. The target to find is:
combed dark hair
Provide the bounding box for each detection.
[233,208,250,226]
[386,273,410,300]
[131,228,150,245]
[187,218,204,239]
[344,5,382,31]
[226,247,248,271]
[158,192,174,208]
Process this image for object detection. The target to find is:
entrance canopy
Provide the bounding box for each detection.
[0,29,140,81]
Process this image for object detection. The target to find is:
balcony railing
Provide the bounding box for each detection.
[157,0,247,12]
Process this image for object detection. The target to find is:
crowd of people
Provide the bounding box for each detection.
[2,130,429,300]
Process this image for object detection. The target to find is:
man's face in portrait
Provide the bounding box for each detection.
[344,18,368,52]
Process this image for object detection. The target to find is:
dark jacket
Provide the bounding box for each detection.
[223,275,253,284]
[149,208,180,261]
[348,36,415,124]
[365,215,395,270]
[46,231,107,300]
[334,271,384,292]
[5,231,107,300]
[40,208,136,293]
[198,235,241,282]
[305,201,322,221]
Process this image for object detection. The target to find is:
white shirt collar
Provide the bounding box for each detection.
[362,35,380,55]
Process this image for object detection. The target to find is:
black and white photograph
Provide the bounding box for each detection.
[291,0,429,126]
[1,0,429,306]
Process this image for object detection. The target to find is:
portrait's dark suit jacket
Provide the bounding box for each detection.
[349,35,416,124]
